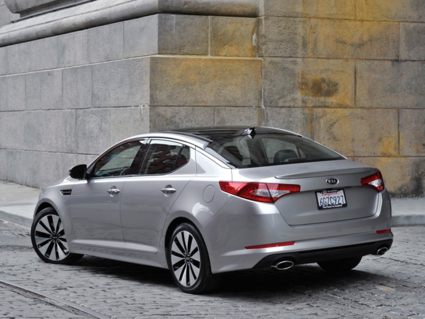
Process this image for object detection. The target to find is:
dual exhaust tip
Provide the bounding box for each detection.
[271,246,389,270]
[271,260,295,271]
[375,246,389,256]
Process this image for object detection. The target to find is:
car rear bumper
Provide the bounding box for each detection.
[253,239,393,269]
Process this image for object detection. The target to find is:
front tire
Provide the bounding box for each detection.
[166,223,215,294]
[318,257,362,273]
[31,207,83,264]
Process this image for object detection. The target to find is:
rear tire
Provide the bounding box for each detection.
[318,257,362,273]
[31,207,83,264]
[166,223,215,294]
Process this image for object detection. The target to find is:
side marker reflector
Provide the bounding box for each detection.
[245,241,295,250]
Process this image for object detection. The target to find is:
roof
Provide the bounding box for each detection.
[125,126,299,149]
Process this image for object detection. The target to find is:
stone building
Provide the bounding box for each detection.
[0,0,424,195]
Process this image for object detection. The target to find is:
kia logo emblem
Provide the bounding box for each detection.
[326,178,339,185]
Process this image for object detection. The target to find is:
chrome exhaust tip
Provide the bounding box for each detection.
[376,246,389,256]
[271,260,295,271]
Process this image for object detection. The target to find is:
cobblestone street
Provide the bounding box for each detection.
[0,217,424,318]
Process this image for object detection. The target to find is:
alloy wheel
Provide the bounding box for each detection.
[33,213,69,261]
[171,230,201,288]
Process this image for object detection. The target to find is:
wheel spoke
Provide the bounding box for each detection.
[47,215,56,234]
[35,231,50,238]
[56,239,69,255]
[38,220,52,234]
[187,234,193,255]
[54,242,60,261]
[181,232,187,254]
[56,218,61,234]
[178,264,187,283]
[189,246,199,258]
[173,237,185,255]
[189,263,197,281]
[186,262,191,286]
[45,241,55,259]
[37,238,51,248]
[171,250,185,258]
[191,259,200,269]
[172,259,185,271]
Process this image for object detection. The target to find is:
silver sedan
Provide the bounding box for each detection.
[31,127,393,293]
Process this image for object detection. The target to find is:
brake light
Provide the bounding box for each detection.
[219,181,300,203]
[361,171,385,192]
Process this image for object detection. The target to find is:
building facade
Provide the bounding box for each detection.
[0,0,424,195]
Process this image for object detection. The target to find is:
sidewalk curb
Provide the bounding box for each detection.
[392,215,425,227]
[0,210,32,228]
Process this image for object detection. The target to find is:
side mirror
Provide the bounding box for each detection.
[69,164,87,180]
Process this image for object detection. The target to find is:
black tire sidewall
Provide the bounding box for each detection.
[166,223,213,294]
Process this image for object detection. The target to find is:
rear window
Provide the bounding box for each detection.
[206,133,343,168]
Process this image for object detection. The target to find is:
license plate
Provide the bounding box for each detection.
[316,189,347,210]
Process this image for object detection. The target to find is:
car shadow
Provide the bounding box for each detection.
[73,255,388,298]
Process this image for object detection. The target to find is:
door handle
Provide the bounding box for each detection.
[161,185,176,195]
[107,187,121,196]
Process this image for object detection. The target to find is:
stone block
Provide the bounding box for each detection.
[57,30,89,67]
[158,14,209,55]
[357,61,425,108]
[0,47,7,75]
[0,76,6,110]
[0,149,6,181]
[210,16,257,57]
[5,150,78,187]
[258,17,305,57]
[260,0,355,19]
[313,108,398,157]
[306,19,400,60]
[401,23,425,60]
[214,107,258,126]
[149,106,214,131]
[29,37,59,71]
[63,66,92,109]
[357,0,425,22]
[92,59,149,107]
[25,70,62,110]
[123,15,158,58]
[150,57,262,107]
[75,108,112,154]
[354,157,425,196]
[88,22,124,63]
[0,111,24,149]
[22,110,76,153]
[261,107,313,137]
[263,58,354,107]
[400,109,425,156]
[260,17,399,59]
[5,75,25,110]
[110,106,149,144]
[7,42,30,74]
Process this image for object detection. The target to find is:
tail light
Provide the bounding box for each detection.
[376,228,392,235]
[219,181,300,203]
[361,171,385,192]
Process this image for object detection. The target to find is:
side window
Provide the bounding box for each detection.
[141,140,190,175]
[92,140,147,177]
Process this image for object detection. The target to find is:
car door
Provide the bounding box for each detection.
[119,139,195,258]
[67,139,148,251]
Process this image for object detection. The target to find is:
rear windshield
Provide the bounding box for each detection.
[206,133,343,168]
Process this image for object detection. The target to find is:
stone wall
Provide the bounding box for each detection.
[257,0,425,196]
[0,0,424,195]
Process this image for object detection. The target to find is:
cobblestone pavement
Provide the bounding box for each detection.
[0,218,424,319]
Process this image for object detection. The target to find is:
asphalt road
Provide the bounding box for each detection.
[0,217,424,318]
